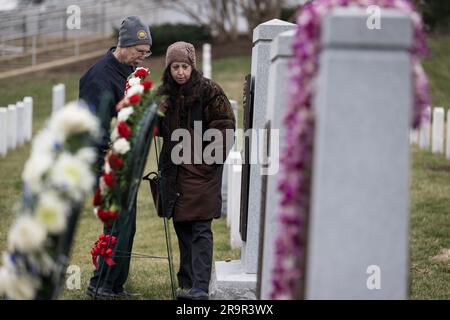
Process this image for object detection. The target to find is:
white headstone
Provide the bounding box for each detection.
[7,105,17,151]
[227,151,242,248]
[446,110,450,159]
[419,106,431,150]
[23,96,33,141]
[0,108,7,156]
[222,100,239,220]
[306,8,413,299]
[431,107,444,154]
[52,84,65,114]
[16,101,25,146]
[203,43,212,79]
[211,19,296,300]
[243,19,296,274]
[259,29,295,299]
[230,100,239,150]
[409,129,419,145]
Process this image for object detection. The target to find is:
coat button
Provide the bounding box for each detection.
[176,192,181,197]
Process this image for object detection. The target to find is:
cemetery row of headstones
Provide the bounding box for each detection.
[0,83,66,157]
[214,7,417,300]
[410,106,450,158]
[0,98,33,157]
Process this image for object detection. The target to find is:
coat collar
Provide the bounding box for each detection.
[106,47,134,78]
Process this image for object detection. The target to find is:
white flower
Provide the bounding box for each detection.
[117,107,134,122]
[8,215,47,253]
[22,153,53,193]
[126,84,144,97]
[110,127,119,141]
[128,77,141,87]
[104,160,112,174]
[50,153,94,200]
[31,128,55,156]
[113,138,130,155]
[35,192,68,234]
[0,265,39,300]
[0,266,9,296]
[49,102,100,141]
[75,147,97,164]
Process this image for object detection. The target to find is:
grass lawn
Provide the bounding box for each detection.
[0,36,450,299]
[0,54,247,300]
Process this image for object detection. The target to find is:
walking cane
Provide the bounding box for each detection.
[143,136,177,300]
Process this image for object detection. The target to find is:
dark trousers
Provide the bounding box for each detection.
[89,201,137,293]
[173,219,213,293]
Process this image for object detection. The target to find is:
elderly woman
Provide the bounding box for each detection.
[156,42,235,300]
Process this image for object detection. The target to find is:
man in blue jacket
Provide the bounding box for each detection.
[79,16,152,300]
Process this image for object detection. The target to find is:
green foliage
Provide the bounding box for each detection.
[422,35,450,110]
[280,6,298,23]
[417,0,450,33]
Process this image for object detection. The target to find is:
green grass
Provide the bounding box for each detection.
[409,146,450,299]
[0,55,249,300]
[1,37,450,299]
[422,35,450,110]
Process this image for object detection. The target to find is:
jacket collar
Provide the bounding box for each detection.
[106,47,134,78]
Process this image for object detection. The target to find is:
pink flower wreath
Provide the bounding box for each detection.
[271,0,430,299]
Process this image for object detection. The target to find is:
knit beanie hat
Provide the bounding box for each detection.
[165,41,196,69]
[118,16,152,47]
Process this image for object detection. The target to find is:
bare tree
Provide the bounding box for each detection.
[155,0,289,42]
[156,0,240,43]
[239,0,285,39]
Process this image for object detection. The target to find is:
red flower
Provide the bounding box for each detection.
[134,68,148,78]
[118,121,132,139]
[141,80,153,91]
[108,154,123,170]
[103,172,115,187]
[93,187,102,206]
[96,209,119,226]
[91,234,117,269]
[127,94,141,105]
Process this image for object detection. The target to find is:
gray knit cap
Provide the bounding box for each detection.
[118,16,152,48]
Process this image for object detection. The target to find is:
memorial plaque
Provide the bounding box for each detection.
[240,74,254,241]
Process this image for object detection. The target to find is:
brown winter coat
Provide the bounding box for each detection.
[158,73,235,222]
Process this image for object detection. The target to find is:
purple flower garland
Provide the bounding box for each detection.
[271,0,430,299]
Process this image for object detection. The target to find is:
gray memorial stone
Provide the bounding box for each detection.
[259,29,295,299]
[243,18,296,274]
[305,8,413,299]
[211,19,296,299]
